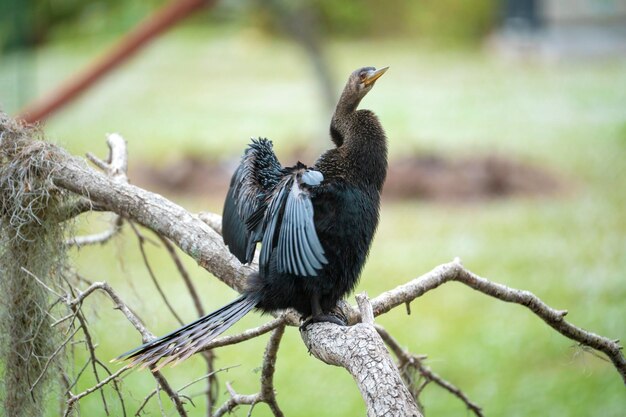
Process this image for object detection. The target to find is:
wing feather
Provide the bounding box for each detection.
[264,171,328,277]
[222,139,327,277]
[222,138,282,264]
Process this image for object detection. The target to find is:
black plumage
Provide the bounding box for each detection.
[117,66,388,368]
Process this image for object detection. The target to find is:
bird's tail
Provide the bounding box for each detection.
[115,294,258,370]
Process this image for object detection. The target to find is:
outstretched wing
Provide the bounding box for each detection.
[222,138,282,264]
[222,139,327,277]
[259,167,327,277]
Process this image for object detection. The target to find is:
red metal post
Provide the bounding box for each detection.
[17,0,214,123]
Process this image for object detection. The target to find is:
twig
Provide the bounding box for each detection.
[260,325,286,416]
[66,214,123,247]
[375,325,483,417]
[355,292,374,325]
[155,383,166,417]
[151,369,188,417]
[213,383,259,417]
[21,266,66,299]
[74,303,127,416]
[130,221,184,325]
[30,326,81,393]
[66,365,129,408]
[156,233,205,315]
[94,358,128,417]
[87,133,128,182]
[155,232,220,415]
[179,366,238,393]
[135,366,237,416]
[68,281,152,340]
[74,307,110,415]
[214,325,286,417]
[199,316,286,352]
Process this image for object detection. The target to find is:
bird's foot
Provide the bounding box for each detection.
[299,313,347,331]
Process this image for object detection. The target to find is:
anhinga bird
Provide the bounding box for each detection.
[118,66,389,369]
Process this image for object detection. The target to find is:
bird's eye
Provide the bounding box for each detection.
[359,72,367,82]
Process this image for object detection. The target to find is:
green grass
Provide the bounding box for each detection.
[2,23,626,416]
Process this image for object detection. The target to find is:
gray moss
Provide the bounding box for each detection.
[0,114,72,417]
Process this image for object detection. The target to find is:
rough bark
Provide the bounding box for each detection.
[301,294,421,416]
[51,146,254,293]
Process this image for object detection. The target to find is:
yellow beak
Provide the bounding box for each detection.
[363,66,389,86]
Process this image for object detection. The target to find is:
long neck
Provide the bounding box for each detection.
[330,85,364,147]
[335,87,363,118]
[328,109,388,191]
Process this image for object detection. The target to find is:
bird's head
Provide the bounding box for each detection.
[336,66,388,115]
[348,66,389,98]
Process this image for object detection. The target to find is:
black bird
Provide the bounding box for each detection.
[118,66,389,369]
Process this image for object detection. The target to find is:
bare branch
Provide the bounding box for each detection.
[69,281,152,340]
[21,266,66,299]
[87,133,129,181]
[260,325,286,417]
[151,369,188,417]
[213,325,286,417]
[67,365,129,409]
[355,292,374,325]
[198,212,222,235]
[369,259,626,384]
[157,233,205,315]
[375,325,483,417]
[134,356,236,416]
[129,222,185,325]
[66,215,123,247]
[60,277,192,416]
[213,383,259,417]
[103,133,129,181]
[73,308,110,415]
[30,326,81,393]
[178,366,239,394]
[199,316,286,352]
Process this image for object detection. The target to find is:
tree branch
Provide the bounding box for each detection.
[301,294,422,417]
[375,324,483,417]
[369,259,626,384]
[50,141,255,293]
[66,215,123,247]
[213,325,286,417]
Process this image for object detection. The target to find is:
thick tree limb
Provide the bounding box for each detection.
[51,144,254,293]
[301,295,422,417]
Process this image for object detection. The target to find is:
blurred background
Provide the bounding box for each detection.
[1,0,625,415]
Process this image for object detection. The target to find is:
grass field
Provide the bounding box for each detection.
[2,24,625,416]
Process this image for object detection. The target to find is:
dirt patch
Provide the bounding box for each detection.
[130,152,569,202]
[384,153,568,201]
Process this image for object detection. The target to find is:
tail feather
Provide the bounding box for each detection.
[116,294,258,369]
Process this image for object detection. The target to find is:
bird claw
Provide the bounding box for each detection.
[299,313,348,332]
